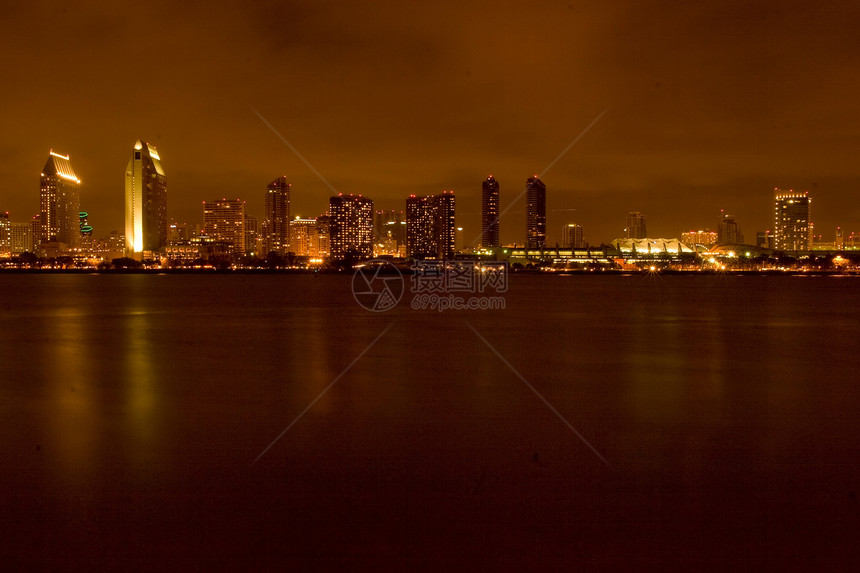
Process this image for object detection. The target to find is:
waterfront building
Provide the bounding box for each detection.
[264,176,291,255]
[625,211,647,239]
[526,176,546,249]
[125,140,167,256]
[41,150,81,249]
[481,175,500,248]
[561,223,584,248]
[329,194,373,260]
[773,189,811,251]
[203,199,246,255]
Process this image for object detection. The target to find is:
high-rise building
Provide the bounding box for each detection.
[0,212,10,255]
[717,212,743,244]
[125,140,167,256]
[406,195,437,258]
[836,226,845,250]
[625,211,647,239]
[329,194,373,260]
[264,176,291,255]
[773,189,811,251]
[682,230,718,247]
[289,217,320,257]
[244,215,259,256]
[10,221,33,254]
[40,150,81,248]
[561,223,584,248]
[481,175,500,248]
[316,214,331,257]
[203,199,246,255]
[406,190,456,258]
[435,190,456,259]
[526,176,546,249]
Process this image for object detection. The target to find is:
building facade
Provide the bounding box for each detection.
[264,176,291,255]
[625,211,647,239]
[525,176,546,249]
[481,175,500,248]
[561,223,584,248]
[773,189,811,251]
[329,194,373,260]
[406,190,456,259]
[125,140,167,256]
[40,150,81,249]
[203,199,246,255]
[289,217,319,257]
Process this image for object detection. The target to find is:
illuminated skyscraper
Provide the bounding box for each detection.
[0,212,9,255]
[203,199,246,255]
[289,217,319,257]
[125,140,167,255]
[561,223,584,248]
[40,150,81,248]
[625,211,647,239]
[406,190,455,258]
[773,189,811,251]
[525,176,546,249]
[329,194,373,260]
[481,175,500,248]
[264,176,291,255]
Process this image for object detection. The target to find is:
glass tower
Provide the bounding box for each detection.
[125,140,167,255]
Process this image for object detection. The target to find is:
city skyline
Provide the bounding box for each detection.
[2,2,859,245]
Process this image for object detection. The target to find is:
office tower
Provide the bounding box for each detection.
[526,176,546,249]
[481,175,500,248]
[717,212,743,244]
[328,194,373,260]
[264,176,291,255]
[625,211,647,239]
[435,190,456,259]
[10,221,33,254]
[203,199,246,255]
[561,223,584,248]
[406,195,437,258]
[125,140,167,255]
[773,189,811,251]
[406,190,456,259]
[756,230,775,249]
[682,230,718,247]
[289,217,319,257]
[836,226,845,250]
[244,215,258,256]
[40,150,81,248]
[0,212,9,254]
[316,214,331,257]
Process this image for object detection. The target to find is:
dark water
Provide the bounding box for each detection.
[1,274,858,569]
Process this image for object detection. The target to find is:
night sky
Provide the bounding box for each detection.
[2,0,859,245]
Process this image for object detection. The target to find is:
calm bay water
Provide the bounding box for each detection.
[1,273,858,569]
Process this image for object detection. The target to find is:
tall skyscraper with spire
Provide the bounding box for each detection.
[125,140,167,256]
[264,176,291,254]
[40,150,81,248]
[525,175,546,249]
[481,175,500,248]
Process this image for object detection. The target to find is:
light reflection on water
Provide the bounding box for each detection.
[0,274,858,568]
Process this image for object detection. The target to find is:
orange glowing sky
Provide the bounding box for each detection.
[2,0,859,245]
